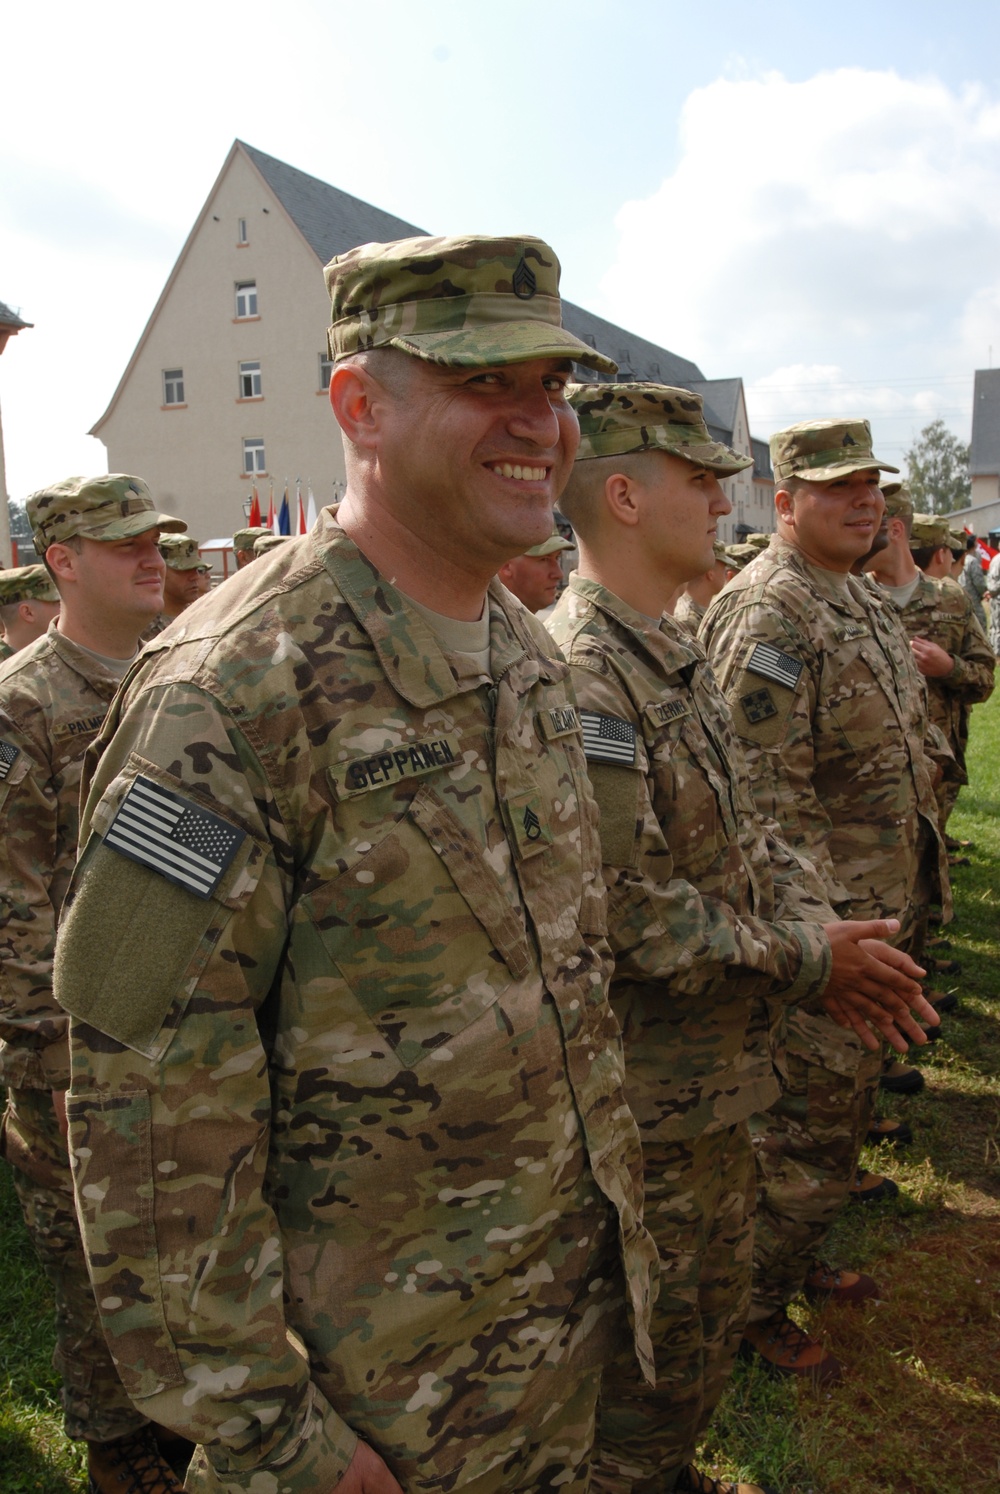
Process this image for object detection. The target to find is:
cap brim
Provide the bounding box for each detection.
[389,323,617,375]
[92,512,187,541]
[673,441,755,477]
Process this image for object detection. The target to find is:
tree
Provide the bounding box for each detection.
[6,499,38,562]
[904,420,971,515]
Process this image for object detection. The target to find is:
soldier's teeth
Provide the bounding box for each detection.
[491,464,546,481]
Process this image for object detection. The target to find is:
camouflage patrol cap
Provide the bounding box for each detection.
[0,564,59,606]
[27,475,185,553]
[909,512,952,552]
[524,531,574,558]
[232,527,272,552]
[158,535,208,571]
[254,533,292,555]
[711,540,729,565]
[947,525,968,554]
[771,419,898,482]
[745,533,772,550]
[568,383,754,474]
[881,480,913,519]
[723,542,759,571]
[324,235,617,374]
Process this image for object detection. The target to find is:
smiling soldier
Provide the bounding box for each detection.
[701,420,947,1382]
[57,236,657,1494]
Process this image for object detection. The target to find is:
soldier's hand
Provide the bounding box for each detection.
[334,1439,405,1494]
[820,919,938,1053]
[910,636,954,678]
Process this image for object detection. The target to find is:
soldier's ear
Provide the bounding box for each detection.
[43,543,78,585]
[774,486,795,523]
[330,361,381,451]
[603,472,641,529]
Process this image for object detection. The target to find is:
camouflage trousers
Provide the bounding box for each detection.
[746,1042,882,1324]
[1,1086,147,1442]
[187,1365,603,1494]
[591,1124,755,1494]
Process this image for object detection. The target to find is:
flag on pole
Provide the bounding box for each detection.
[967,527,998,568]
[296,480,306,535]
[278,484,291,536]
[306,484,318,531]
[248,486,261,527]
[266,483,275,531]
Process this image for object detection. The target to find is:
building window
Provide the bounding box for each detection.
[319,353,333,391]
[163,368,184,405]
[238,217,248,245]
[239,360,262,398]
[242,437,266,475]
[235,281,258,318]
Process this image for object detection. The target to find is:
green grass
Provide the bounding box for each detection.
[4,694,1000,1492]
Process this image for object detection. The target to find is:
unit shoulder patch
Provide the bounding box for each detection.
[740,687,778,724]
[103,775,246,899]
[746,641,804,690]
[579,710,637,766]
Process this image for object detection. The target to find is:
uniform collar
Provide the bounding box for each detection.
[565,572,703,678]
[42,620,130,698]
[319,506,556,708]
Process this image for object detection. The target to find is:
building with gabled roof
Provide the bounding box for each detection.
[91,141,773,548]
[937,368,1000,543]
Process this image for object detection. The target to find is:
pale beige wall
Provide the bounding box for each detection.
[94,150,346,547]
[717,387,774,542]
[970,474,999,512]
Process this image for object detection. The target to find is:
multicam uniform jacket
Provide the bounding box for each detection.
[57,510,656,1494]
[546,576,835,1142]
[0,623,121,1091]
[701,538,949,926]
[889,572,994,788]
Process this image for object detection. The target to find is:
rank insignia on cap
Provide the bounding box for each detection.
[741,687,778,724]
[0,741,20,781]
[512,256,537,300]
[579,711,637,765]
[746,642,804,691]
[103,775,245,899]
[843,431,857,446]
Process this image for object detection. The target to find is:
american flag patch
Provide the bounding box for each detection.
[0,741,19,781]
[746,642,804,691]
[579,711,637,765]
[103,775,245,899]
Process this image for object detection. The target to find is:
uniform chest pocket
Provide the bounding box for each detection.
[297,784,533,1069]
[824,644,899,757]
[652,716,738,878]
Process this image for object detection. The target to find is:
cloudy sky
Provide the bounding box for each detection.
[3,0,1000,501]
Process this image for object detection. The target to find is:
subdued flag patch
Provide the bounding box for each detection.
[103,775,245,899]
[0,741,19,780]
[579,711,637,765]
[746,642,804,691]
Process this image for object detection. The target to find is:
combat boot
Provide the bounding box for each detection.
[675,1464,779,1494]
[739,1308,842,1383]
[866,1114,913,1146]
[880,1059,924,1094]
[848,1168,899,1204]
[803,1261,880,1305]
[87,1427,186,1494]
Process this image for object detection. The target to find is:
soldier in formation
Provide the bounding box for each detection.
[671,539,730,636]
[497,527,574,613]
[232,525,272,567]
[0,562,60,658]
[548,384,930,1494]
[0,475,188,1493]
[56,235,659,1494]
[701,421,950,1383]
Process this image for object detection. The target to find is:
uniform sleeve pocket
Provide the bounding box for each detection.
[67,1088,185,1400]
[298,784,532,1069]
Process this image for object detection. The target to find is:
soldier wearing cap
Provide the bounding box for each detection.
[701,421,946,1382]
[0,475,186,1494]
[232,525,272,567]
[957,534,989,632]
[0,563,60,657]
[58,236,658,1494]
[547,387,929,1494]
[672,539,731,636]
[497,527,574,612]
[865,496,994,837]
[143,535,212,638]
[253,531,293,555]
[723,542,758,576]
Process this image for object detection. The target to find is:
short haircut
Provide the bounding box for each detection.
[911,544,941,572]
[42,533,83,584]
[558,450,663,541]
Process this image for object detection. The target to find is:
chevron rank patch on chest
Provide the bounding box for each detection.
[741,687,778,724]
[0,741,20,780]
[746,642,804,691]
[579,711,637,765]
